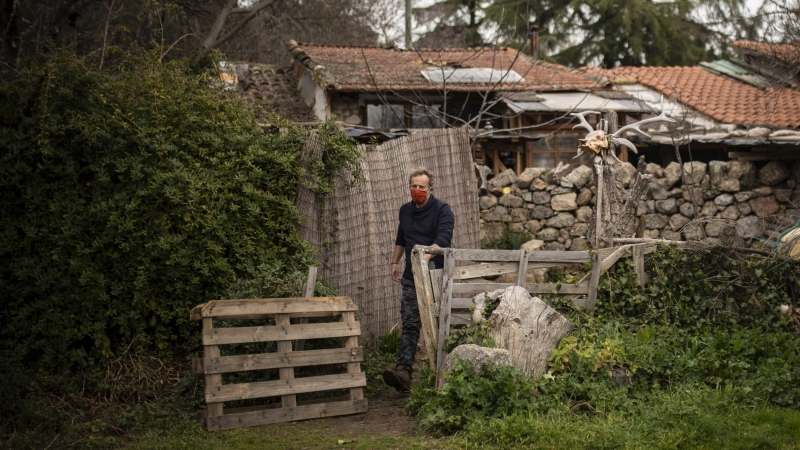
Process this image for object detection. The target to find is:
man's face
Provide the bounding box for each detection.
[410,174,431,204]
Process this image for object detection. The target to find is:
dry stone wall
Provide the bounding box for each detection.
[479,160,800,249]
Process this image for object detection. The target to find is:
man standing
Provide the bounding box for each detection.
[383,168,454,392]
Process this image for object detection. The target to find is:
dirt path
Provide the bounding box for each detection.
[313,387,416,437]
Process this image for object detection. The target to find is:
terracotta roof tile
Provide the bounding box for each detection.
[285,41,600,92]
[732,40,800,65]
[592,66,800,129]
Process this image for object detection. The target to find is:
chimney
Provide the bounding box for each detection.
[528,22,538,60]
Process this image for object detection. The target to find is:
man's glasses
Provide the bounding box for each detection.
[409,185,429,190]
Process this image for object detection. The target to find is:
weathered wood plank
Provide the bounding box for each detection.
[587,252,601,309]
[436,249,455,388]
[600,245,632,273]
[205,372,366,403]
[632,244,646,287]
[453,262,519,280]
[451,283,589,295]
[451,314,472,325]
[204,347,363,374]
[192,357,205,374]
[202,322,360,346]
[411,248,438,371]
[430,268,443,310]
[516,250,529,287]
[276,314,296,408]
[206,399,369,431]
[190,304,206,321]
[201,297,356,318]
[451,249,591,263]
[341,311,364,401]
[203,318,223,419]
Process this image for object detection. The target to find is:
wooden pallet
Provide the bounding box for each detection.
[190,296,367,431]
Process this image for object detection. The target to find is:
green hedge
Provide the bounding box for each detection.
[0,48,362,374]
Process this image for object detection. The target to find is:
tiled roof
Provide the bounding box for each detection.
[285,40,600,92]
[236,64,317,123]
[732,40,800,65]
[583,66,800,129]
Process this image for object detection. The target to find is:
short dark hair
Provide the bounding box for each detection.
[408,167,433,187]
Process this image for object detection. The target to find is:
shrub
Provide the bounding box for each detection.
[0,48,363,379]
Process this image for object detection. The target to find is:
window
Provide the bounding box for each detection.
[411,104,446,128]
[529,133,590,169]
[367,104,404,129]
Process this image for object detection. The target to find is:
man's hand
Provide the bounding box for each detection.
[391,263,400,282]
[425,243,440,262]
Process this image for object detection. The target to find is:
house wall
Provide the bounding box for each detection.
[297,71,328,121]
[479,160,800,249]
[330,93,362,125]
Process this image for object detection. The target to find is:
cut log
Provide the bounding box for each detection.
[489,286,574,377]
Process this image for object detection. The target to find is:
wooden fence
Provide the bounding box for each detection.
[411,243,658,382]
[190,296,367,431]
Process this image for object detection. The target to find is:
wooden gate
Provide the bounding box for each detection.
[410,243,655,383]
[190,296,367,430]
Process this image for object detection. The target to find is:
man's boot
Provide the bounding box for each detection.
[382,366,411,392]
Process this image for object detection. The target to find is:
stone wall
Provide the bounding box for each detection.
[330,94,362,125]
[479,160,800,250]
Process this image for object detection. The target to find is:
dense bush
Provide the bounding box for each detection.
[411,246,800,437]
[0,48,363,378]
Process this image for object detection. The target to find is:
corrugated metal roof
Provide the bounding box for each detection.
[698,60,768,89]
[504,92,648,113]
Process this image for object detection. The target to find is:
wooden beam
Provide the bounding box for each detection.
[205,372,367,404]
[202,322,360,346]
[200,297,356,319]
[411,248,438,371]
[341,311,364,401]
[203,347,363,375]
[275,313,296,408]
[516,250,529,287]
[451,282,589,295]
[206,399,368,431]
[203,317,223,421]
[436,249,455,388]
[586,252,601,309]
[632,244,646,287]
[294,266,318,352]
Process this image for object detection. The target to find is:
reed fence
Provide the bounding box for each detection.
[296,128,479,338]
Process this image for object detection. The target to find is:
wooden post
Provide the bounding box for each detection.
[411,247,438,371]
[586,251,601,309]
[203,317,224,422]
[516,249,529,287]
[294,266,317,352]
[632,244,646,287]
[435,248,455,388]
[275,313,297,408]
[341,311,364,401]
[594,154,604,248]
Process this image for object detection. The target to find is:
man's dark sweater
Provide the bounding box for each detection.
[395,195,455,281]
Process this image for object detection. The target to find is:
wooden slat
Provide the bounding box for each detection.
[436,248,455,388]
[411,248,438,371]
[632,244,646,287]
[341,311,364,401]
[201,297,356,319]
[450,282,589,295]
[528,250,591,263]
[276,314,296,408]
[192,357,205,374]
[451,298,474,309]
[587,252,601,309]
[516,250,529,287]
[203,318,223,419]
[207,399,368,431]
[452,249,528,261]
[202,322,360,346]
[451,314,472,325]
[190,304,206,321]
[205,372,366,403]
[599,245,632,273]
[204,347,363,375]
[453,262,519,280]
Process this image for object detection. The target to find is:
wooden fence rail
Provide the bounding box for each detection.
[411,243,659,384]
[190,296,367,431]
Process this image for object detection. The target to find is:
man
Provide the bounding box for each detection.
[383,168,454,392]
